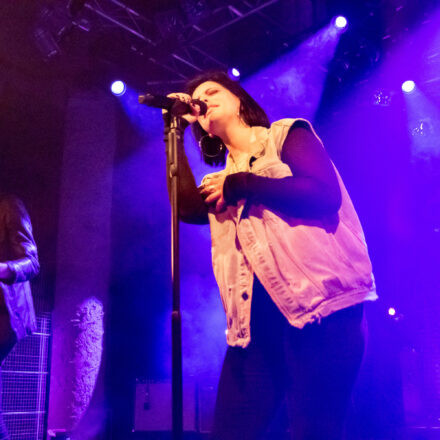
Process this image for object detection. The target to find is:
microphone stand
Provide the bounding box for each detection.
[163,111,185,440]
[139,93,203,439]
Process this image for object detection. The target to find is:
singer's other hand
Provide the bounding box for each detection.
[166,93,200,124]
[200,173,227,213]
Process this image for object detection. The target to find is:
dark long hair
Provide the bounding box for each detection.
[185,71,270,166]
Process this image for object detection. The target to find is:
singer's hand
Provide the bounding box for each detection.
[166,93,200,124]
[200,173,227,213]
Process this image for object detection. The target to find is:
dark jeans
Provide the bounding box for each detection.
[211,278,366,440]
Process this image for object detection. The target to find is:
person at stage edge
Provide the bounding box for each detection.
[0,194,39,440]
[166,71,377,440]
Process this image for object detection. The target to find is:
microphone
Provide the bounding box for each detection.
[138,93,207,116]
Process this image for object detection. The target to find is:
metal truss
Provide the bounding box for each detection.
[84,0,156,45]
[183,0,281,44]
[82,0,283,83]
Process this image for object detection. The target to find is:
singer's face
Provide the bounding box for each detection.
[191,81,241,135]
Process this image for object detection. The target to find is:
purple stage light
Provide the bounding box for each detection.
[402,80,415,94]
[388,307,396,316]
[244,22,343,121]
[335,16,348,30]
[111,80,126,96]
[228,67,241,79]
[372,89,392,107]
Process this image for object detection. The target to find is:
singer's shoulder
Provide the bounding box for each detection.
[271,118,296,128]
[270,118,312,129]
[269,118,309,143]
[271,118,320,138]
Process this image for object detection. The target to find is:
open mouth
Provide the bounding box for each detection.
[207,105,218,115]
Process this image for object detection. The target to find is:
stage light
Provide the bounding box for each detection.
[228,67,240,79]
[231,68,240,78]
[372,89,392,106]
[335,16,348,30]
[402,80,415,94]
[388,307,396,316]
[111,80,126,96]
[33,27,60,59]
[411,119,433,137]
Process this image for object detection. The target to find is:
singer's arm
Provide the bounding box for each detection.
[222,121,341,218]
[166,142,209,225]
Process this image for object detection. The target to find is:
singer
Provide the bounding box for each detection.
[167,71,377,440]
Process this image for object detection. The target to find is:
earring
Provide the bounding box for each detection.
[237,103,245,122]
[198,135,225,158]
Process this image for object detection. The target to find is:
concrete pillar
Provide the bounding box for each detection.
[48,89,116,439]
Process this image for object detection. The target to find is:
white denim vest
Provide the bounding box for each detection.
[202,119,377,348]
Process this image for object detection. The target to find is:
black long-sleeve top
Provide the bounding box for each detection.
[175,120,341,224]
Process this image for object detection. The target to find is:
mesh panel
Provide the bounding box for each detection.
[1,314,51,440]
[2,373,48,413]
[3,412,45,440]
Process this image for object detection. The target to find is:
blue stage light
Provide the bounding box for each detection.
[335,16,348,30]
[111,80,126,96]
[228,67,240,79]
[402,80,416,94]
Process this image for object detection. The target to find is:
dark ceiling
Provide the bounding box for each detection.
[0,0,438,94]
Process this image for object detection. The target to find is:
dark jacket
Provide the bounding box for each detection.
[0,195,39,339]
